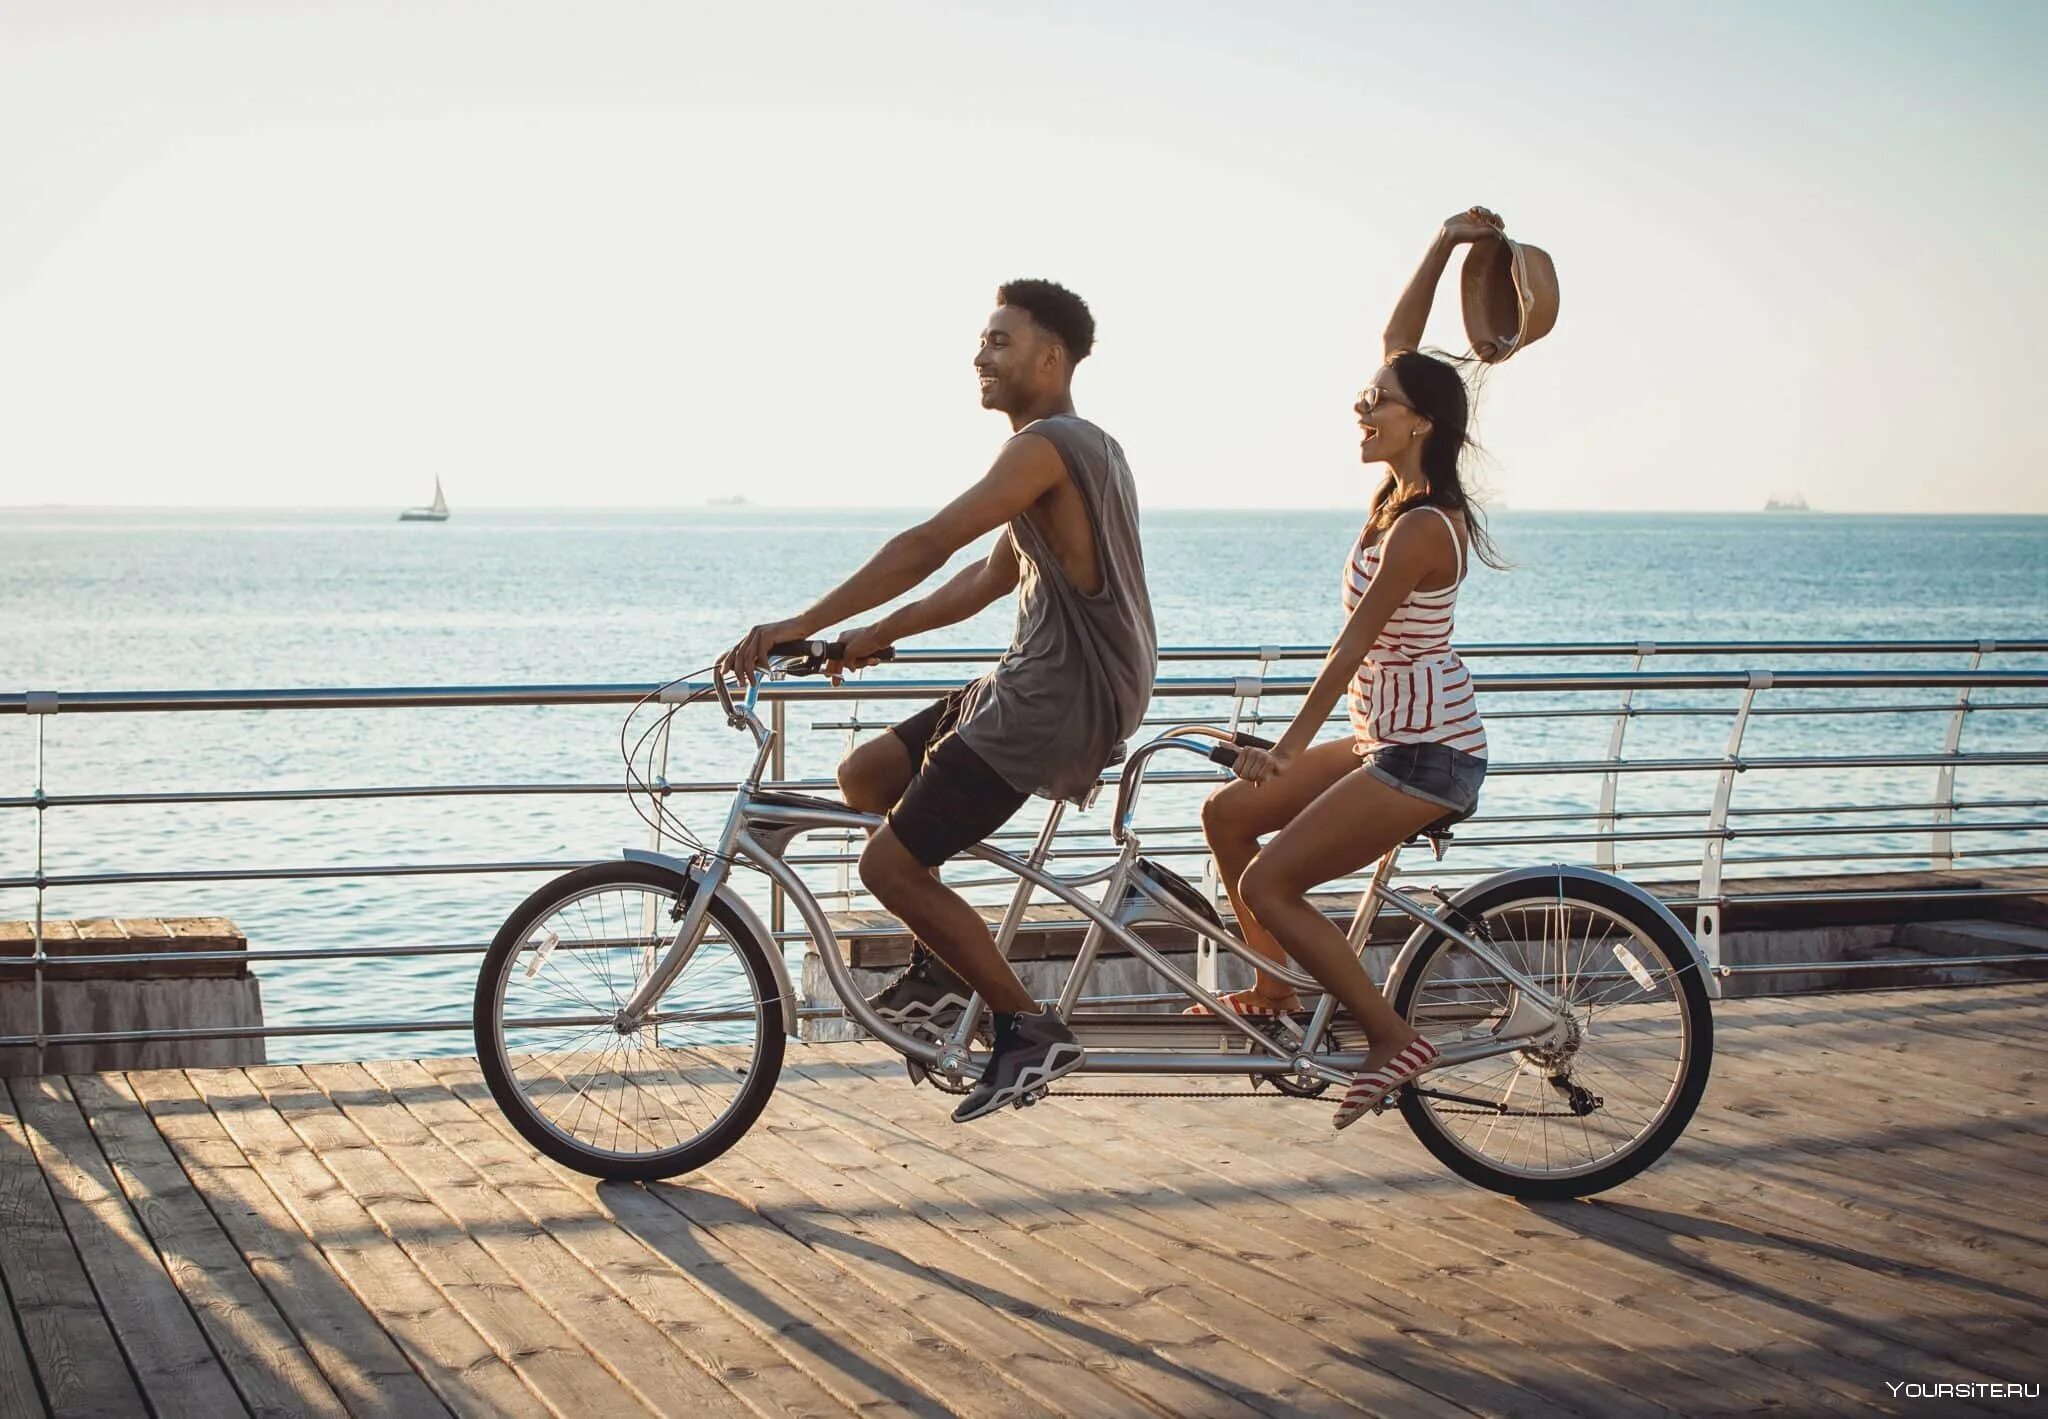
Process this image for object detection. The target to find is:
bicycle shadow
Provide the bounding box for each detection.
[597,1177,960,1416]
[1523,1195,2047,1355]
[605,1172,1490,1412]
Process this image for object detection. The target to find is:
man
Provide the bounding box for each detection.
[720,279,1156,1122]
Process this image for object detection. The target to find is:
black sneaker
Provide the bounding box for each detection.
[866,944,974,1043]
[950,1008,1085,1123]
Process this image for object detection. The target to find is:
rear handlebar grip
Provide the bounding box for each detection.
[1232,731,1276,750]
[1207,744,1241,768]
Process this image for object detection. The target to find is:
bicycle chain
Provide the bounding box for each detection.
[1047,1087,1581,1116]
[1042,1087,1325,1102]
[918,1076,1311,1102]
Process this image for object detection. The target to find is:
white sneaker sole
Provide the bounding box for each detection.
[953,1042,1085,1123]
[874,991,971,1040]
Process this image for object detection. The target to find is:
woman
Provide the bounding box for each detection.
[1200,206,1508,1128]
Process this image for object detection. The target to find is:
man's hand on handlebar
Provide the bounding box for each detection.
[824,623,895,683]
[716,623,897,687]
[717,618,813,683]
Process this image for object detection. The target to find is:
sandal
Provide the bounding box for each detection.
[1183,988,1302,1018]
[1332,1036,1439,1130]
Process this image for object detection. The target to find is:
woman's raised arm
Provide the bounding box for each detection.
[1381,206,1504,360]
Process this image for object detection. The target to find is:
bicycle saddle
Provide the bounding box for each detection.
[1403,804,1474,847]
[750,788,854,813]
[1131,856,1223,929]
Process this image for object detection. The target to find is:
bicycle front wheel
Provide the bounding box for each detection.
[474,860,785,1182]
[1391,873,1713,1200]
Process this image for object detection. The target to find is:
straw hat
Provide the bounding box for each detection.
[1460,232,1558,363]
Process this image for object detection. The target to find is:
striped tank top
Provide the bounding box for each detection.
[1341,504,1488,757]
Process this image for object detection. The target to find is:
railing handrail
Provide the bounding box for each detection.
[4,639,2045,1061]
[6,665,2048,715]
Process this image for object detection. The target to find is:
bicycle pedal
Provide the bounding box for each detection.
[904,1058,930,1088]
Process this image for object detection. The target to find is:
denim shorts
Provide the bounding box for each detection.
[1359,741,1488,822]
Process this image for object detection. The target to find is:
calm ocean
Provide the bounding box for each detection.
[4,508,2044,1058]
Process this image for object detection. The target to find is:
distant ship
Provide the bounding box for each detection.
[1763,493,1810,512]
[399,477,450,523]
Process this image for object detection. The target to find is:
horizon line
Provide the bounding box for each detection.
[6,503,2046,518]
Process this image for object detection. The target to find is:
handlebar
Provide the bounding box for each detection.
[1111,727,1277,842]
[1205,730,1275,769]
[710,641,899,729]
[767,640,898,677]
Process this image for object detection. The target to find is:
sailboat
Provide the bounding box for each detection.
[399,477,450,523]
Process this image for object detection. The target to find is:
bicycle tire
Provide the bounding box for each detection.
[1391,873,1713,1200]
[474,860,785,1182]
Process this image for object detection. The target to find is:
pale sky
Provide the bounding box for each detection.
[3,0,2044,513]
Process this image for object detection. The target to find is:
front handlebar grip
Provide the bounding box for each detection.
[1207,743,1241,769]
[1232,731,1276,751]
[769,642,897,676]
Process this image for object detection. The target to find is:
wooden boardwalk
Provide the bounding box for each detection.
[1,983,2044,1417]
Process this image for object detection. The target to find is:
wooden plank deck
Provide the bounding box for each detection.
[0,982,2043,1417]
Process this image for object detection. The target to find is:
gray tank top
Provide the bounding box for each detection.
[953,413,1157,802]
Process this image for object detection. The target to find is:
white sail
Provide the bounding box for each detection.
[399,476,451,521]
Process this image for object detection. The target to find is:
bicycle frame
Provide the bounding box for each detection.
[620,670,1578,1088]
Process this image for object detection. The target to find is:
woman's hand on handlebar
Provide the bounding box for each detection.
[716,617,813,683]
[824,623,895,683]
[1229,742,1295,786]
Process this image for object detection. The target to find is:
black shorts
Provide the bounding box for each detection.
[885,688,1032,867]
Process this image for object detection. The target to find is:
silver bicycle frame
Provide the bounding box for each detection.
[623,683,1576,1083]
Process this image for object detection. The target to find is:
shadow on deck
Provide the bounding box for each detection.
[0,982,2044,1416]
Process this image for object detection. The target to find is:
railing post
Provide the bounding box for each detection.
[770,697,787,933]
[1595,643,1653,871]
[648,710,675,855]
[639,708,678,968]
[28,696,55,1075]
[1201,654,1277,990]
[838,698,862,905]
[1695,671,1767,997]
[1931,642,1989,871]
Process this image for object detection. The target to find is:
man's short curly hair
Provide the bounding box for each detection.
[996,279,1095,363]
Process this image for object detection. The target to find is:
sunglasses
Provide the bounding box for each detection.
[1358,385,1413,414]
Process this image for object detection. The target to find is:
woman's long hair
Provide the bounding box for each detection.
[1366,349,1507,570]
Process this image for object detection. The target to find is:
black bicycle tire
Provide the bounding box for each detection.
[474,860,786,1182]
[1391,874,1714,1200]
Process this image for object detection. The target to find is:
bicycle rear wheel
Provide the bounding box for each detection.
[1391,873,1713,1199]
[474,860,785,1181]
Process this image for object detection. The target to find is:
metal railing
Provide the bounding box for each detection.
[4,638,2046,1063]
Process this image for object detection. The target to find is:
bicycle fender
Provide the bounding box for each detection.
[1384,863,1711,997]
[622,848,800,1036]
